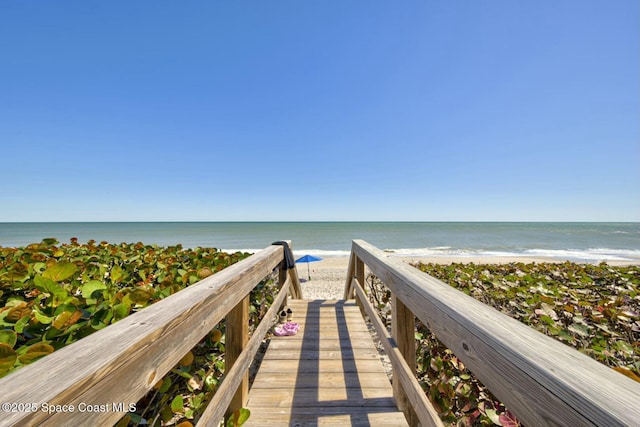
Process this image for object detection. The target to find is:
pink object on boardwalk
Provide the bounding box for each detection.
[274,322,299,336]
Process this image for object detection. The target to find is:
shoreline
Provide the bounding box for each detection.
[295,255,640,300]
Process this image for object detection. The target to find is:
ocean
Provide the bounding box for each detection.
[1,222,639,263]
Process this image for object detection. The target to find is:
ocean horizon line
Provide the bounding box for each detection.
[2,220,639,224]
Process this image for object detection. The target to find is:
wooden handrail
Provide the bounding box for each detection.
[351,277,443,427]
[0,242,302,426]
[345,239,640,427]
[197,274,292,425]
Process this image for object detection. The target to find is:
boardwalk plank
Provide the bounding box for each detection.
[262,348,381,360]
[246,409,408,427]
[255,358,388,374]
[245,300,408,426]
[251,372,394,389]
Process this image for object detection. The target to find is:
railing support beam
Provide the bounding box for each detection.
[344,251,356,299]
[355,256,365,316]
[351,277,443,427]
[279,265,288,307]
[226,295,249,420]
[392,295,418,426]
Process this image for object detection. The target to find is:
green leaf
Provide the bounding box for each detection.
[110,265,127,283]
[539,315,555,326]
[191,393,204,410]
[112,303,130,320]
[204,374,217,391]
[0,343,17,374]
[484,408,502,425]
[171,395,184,413]
[227,408,251,427]
[568,323,591,337]
[34,275,68,300]
[126,289,152,306]
[18,343,54,364]
[4,304,31,323]
[81,280,107,299]
[614,340,633,356]
[42,262,77,282]
[172,368,193,379]
[0,330,17,348]
[14,314,31,334]
[5,267,28,281]
[158,376,172,393]
[34,310,54,325]
[52,310,82,330]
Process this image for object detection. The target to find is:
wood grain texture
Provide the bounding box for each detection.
[353,279,444,427]
[242,408,409,427]
[287,241,303,299]
[245,300,409,426]
[344,252,356,299]
[0,243,290,426]
[225,295,250,419]
[352,239,640,427]
[392,294,419,426]
[196,275,292,426]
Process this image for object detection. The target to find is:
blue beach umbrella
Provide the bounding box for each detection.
[295,255,323,281]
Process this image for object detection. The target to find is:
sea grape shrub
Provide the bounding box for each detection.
[365,273,515,426]
[0,239,252,377]
[366,262,639,426]
[414,322,520,426]
[0,238,281,425]
[415,262,640,379]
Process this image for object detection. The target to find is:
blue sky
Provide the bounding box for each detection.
[1,1,638,222]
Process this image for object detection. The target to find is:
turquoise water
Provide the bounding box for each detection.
[1,222,639,262]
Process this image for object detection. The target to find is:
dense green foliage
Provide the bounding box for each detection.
[366,261,640,426]
[4,239,639,426]
[0,239,277,426]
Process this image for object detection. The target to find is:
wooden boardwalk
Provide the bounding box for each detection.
[245,299,409,426]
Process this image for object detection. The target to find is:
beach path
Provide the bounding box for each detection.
[245,299,409,426]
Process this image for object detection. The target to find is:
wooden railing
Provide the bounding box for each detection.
[0,242,302,427]
[344,239,640,427]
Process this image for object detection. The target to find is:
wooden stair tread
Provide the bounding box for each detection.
[244,300,408,426]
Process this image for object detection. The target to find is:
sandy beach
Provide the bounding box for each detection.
[295,255,640,300]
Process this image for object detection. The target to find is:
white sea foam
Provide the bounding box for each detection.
[222,248,351,258]
[368,247,640,262]
[383,247,474,257]
[222,246,640,262]
[524,248,640,262]
[293,249,351,258]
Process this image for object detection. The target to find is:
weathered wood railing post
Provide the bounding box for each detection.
[392,296,418,426]
[225,295,249,420]
[343,251,356,299]
[280,241,303,300]
[355,256,365,315]
[279,264,288,307]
